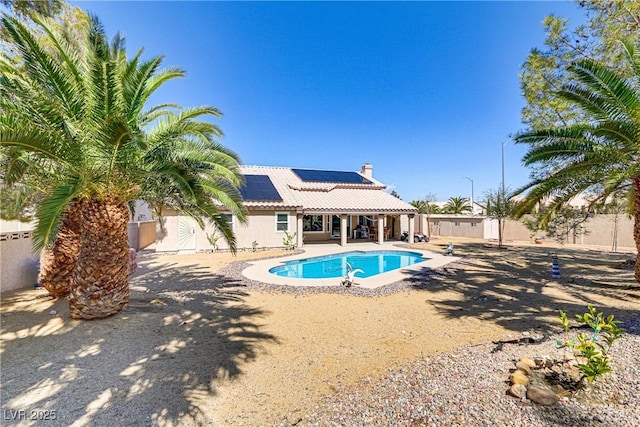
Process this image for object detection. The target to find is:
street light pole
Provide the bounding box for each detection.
[463,176,474,215]
[501,141,506,194]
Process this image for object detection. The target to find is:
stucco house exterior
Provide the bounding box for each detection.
[153,163,418,252]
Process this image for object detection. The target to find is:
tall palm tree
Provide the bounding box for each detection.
[410,200,427,214]
[513,39,640,284]
[1,13,246,318]
[443,196,471,214]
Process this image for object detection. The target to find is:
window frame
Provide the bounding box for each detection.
[275,212,289,232]
[221,213,234,231]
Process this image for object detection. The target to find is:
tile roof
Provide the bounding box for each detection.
[238,165,417,213]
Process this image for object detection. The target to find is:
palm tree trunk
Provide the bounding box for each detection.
[38,201,83,298]
[633,177,640,285]
[69,197,130,319]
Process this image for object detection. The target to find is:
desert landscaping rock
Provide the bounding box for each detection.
[509,383,527,399]
[510,370,530,385]
[527,386,560,406]
[515,360,532,375]
[518,355,536,368]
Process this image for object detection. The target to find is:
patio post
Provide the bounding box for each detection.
[296,214,304,248]
[340,214,348,246]
[377,214,384,244]
[408,214,415,244]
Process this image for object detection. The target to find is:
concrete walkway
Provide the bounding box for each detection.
[241,241,459,289]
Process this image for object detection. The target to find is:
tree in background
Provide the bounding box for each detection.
[594,191,632,252]
[519,0,640,190]
[1,0,63,18]
[520,0,640,131]
[513,39,640,284]
[523,207,588,245]
[410,194,439,237]
[484,187,516,248]
[390,190,401,199]
[1,13,246,317]
[443,196,471,215]
[410,199,426,213]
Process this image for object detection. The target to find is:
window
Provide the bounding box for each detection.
[275,212,289,232]
[454,222,460,226]
[433,221,439,226]
[303,214,323,232]
[470,222,477,227]
[222,213,233,230]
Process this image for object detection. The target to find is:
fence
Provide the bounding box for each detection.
[1,221,157,293]
[417,214,635,250]
[127,221,156,251]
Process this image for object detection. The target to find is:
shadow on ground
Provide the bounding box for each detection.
[1,259,278,426]
[403,241,639,335]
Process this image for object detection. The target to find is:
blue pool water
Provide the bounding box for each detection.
[269,250,427,279]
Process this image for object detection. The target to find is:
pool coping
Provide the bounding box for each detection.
[241,241,460,289]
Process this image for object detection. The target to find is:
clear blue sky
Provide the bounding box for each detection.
[72,0,585,203]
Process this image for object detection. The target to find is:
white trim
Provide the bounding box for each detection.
[275,211,289,232]
[222,213,234,231]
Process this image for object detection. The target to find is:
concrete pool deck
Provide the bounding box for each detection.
[241,241,460,289]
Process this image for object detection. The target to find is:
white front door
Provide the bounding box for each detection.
[178,216,197,251]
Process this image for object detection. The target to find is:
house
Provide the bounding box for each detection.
[153,163,418,252]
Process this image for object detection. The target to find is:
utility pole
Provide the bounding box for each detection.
[463,176,474,215]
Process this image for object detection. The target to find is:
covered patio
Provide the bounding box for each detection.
[294,211,417,248]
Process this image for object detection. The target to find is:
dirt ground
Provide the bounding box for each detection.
[1,238,638,426]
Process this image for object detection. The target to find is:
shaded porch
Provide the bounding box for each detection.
[295,212,416,248]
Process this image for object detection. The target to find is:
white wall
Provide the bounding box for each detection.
[156,210,297,252]
[0,231,39,292]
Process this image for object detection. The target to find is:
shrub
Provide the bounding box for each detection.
[557,305,625,383]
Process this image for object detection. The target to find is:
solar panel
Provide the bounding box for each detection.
[239,175,283,201]
[292,168,372,184]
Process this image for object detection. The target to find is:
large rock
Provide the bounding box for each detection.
[527,387,559,406]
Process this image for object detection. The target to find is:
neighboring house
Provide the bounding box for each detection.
[153,163,418,252]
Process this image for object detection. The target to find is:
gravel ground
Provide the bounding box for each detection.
[300,317,640,427]
[218,254,464,298]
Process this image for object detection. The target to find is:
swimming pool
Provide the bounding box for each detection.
[269,250,427,279]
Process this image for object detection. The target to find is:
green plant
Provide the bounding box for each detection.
[282,231,296,250]
[252,240,259,252]
[206,231,222,252]
[556,306,625,383]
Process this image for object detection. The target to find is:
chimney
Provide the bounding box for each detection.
[361,163,373,179]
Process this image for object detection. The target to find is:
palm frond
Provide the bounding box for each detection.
[32,180,83,251]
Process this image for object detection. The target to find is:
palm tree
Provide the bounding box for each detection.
[0,13,247,318]
[513,39,640,284]
[140,106,248,247]
[443,196,471,214]
[1,134,82,298]
[426,202,441,215]
[410,200,427,214]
